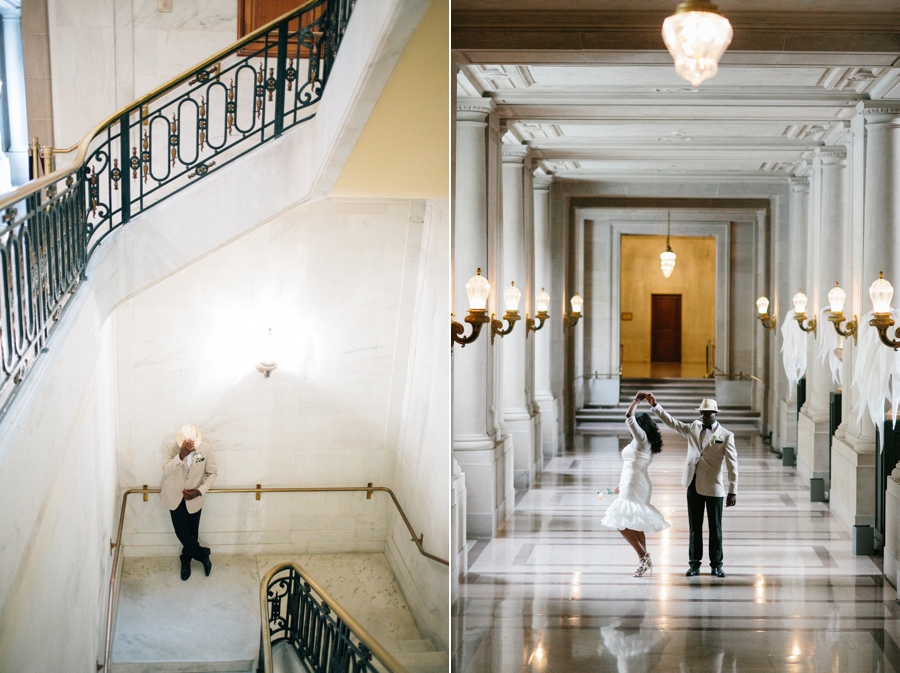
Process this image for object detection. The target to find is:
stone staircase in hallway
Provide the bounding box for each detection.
[576,378,761,433]
[109,553,447,673]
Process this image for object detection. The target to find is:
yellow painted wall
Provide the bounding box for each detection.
[330,0,448,198]
[620,235,716,364]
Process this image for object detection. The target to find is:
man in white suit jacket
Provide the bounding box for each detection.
[648,394,738,577]
[162,424,218,580]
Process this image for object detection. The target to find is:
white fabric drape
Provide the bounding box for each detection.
[816,306,842,388]
[851,309,900,432]
[781,309,807,387]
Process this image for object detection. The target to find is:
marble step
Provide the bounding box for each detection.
[111,554,427,673]
[372,649,448,673]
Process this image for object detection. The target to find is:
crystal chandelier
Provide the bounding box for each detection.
[660,212,676,278]
[662,1,733,87]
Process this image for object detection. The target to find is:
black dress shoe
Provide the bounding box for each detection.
[711,567,726,578]
[685,567,700,577]
[202,550,212,576]
[180,561,191,581]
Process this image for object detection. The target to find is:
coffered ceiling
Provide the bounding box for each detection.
[454,3,900,182]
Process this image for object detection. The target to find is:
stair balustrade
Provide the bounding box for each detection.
[0,0,353,421]
[259,562,409,673]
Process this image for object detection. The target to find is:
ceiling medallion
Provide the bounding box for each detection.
[662,1,733,87]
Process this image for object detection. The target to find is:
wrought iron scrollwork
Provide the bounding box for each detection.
[0,0,352,420]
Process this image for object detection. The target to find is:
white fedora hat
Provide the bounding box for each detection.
[696,399,719,412]
[176,424,202,448]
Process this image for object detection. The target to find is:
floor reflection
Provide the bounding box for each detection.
[453,429,900,672]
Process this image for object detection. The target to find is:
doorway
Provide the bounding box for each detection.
[651,294,681,363]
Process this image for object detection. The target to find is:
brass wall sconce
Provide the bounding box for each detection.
[826,282,857,345]
[756,295,776,330]
[491,282,522,344]
[256,327,277,377]
[451,269,492,348]
[527,288,551,336]
[563,293,584,330]
[869,272,900,349]
[792,289,817,338]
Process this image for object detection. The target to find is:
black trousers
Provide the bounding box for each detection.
[170,499,207,564]
[687,476,724,569]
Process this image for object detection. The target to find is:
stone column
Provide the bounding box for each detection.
[452,96,513,538]
[831,103,900,550]
[0,5,26,187]
[797,149,845,496]
[500,144,540,488]
[779,178,809,451]
[533,174,559,457]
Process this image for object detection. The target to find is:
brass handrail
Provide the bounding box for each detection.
[0,0,324,214]
[258,561,410,673]
[100,484,447,671]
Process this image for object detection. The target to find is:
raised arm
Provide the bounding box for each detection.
[162,440,185,477]
[649,393,692,438]
[625,393,647,443]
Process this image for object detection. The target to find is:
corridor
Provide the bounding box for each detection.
[453,428,900,672]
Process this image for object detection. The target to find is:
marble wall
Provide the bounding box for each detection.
[383,199,450,651]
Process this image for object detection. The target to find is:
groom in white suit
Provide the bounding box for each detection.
[647,394,738,578]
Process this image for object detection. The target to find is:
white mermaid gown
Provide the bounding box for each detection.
[601,415,670,532]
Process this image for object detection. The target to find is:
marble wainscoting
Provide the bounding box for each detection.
[110,553,436,672]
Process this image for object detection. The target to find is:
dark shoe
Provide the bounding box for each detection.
[685,567,700,577]
[711,567,726,578]
[202,550,212,577]
[180,560,191,581]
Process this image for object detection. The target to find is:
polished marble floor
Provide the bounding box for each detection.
[453,430,900,672]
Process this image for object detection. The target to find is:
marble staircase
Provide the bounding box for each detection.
[109,553,447,673]
[576,377,761,433]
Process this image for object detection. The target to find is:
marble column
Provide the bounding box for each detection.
[500,145,540,488]
[533,174,559,457]
[797,149,846,492]
[452,96,514,538]
[0,5,26,187]
[779,178,809,451]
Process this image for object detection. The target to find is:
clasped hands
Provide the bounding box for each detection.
[177,439,201,500]
[634,391,656,406]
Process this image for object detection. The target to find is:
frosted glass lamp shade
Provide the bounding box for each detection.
[662,2,733,87]
[660,249,677,278]
[536,288,551,313]
[792,290,808,314]
[504,282,522,312]
[828,284,846,314]
[870,273,894,314]
[756,296,769,315]
[466,269,491,311]
[570,293,584,315]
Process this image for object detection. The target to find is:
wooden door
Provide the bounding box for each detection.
[238,0,326,57]
[651,294,682,362]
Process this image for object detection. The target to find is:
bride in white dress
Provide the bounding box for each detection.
[602,391,670,577]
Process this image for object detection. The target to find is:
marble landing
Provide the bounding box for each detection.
[111,552,424,672]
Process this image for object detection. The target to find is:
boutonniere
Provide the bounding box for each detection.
[194,452,205,464]
[712,432,724,444]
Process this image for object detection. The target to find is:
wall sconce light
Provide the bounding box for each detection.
[869,272,900,349]
[826,282,857,345]
[256,327,277,377]
[451,268,492,348]
[564,293,583,330]
[662,0,733,87]
[756,295,776,330]
[491,282,521,344]
[527,288,551,336]
[792,289,817,338]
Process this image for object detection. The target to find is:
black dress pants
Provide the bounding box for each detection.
[687,476,724,569]
[170,499,207,564]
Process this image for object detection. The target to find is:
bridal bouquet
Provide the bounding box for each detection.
[597,488,616,501]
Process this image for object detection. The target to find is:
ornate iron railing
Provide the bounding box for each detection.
[259,562,409,673]
[0,0,354,420]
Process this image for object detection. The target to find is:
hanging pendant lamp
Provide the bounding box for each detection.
[660,212,677,278]
[662,1,733,87]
